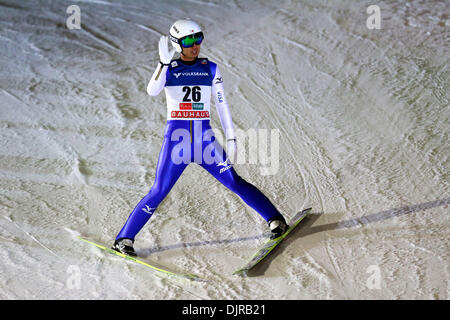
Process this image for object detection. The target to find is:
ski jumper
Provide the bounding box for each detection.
[116,58,283,241]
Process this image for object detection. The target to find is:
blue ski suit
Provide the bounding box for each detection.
[116,58,283,241]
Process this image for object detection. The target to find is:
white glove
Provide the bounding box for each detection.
[159,36,175,65]
[227,138,237,165]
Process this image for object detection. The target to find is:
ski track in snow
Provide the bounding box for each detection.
[0,0,448,299]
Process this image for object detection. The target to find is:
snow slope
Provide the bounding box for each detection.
[0,0,448,299]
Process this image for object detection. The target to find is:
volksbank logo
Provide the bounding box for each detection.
[174,72,209,78]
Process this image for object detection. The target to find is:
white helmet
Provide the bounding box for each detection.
[169,19,203,53]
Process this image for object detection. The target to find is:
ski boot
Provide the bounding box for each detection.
[112,238,137,256]
[268,217,289,240]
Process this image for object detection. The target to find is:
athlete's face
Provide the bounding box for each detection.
[181,43,200,61]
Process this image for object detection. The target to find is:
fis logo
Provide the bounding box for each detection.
[217,158,232,174]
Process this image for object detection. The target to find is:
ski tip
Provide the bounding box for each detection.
[232,269,248,276]
[184,273,201,280]
[78,236,89,243]
[185,274,208,282]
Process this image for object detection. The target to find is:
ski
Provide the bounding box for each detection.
[78,236,202,281]
[233,207,312,276]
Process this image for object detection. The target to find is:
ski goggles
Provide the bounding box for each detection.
[179,32,204,48]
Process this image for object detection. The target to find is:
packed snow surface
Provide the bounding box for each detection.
[0,0,448,299]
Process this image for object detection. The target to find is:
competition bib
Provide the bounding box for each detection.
[164,59,213,120]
